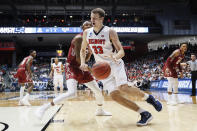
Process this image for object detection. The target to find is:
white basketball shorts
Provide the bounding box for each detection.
[53,75,63,87]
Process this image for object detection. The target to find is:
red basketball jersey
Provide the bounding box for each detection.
[67,34,82,67]
[18,56,33,70]
[165,49,184,68]
[65,33,94,83]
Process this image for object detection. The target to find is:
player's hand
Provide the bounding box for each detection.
[80,63,89,71]
[165,68,171,77]
[180,72,183,78]
[103,54,118,63]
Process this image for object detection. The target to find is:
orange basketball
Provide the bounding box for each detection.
[92,62,111,80]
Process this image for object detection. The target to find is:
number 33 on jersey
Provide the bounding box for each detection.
[86,26,114,62]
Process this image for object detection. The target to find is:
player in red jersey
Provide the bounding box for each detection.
[35,21,111,119]
[14,50,36,106]
[163,43,187,105]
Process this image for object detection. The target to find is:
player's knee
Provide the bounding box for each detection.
[110,90,121,101]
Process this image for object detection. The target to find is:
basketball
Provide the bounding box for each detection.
[91,62,111,80]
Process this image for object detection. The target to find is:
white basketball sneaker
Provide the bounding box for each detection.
[95,109,112,116]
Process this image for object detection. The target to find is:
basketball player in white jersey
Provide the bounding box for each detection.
[49,57,64,96]
[80,8,162,126]
[35,21,111,120]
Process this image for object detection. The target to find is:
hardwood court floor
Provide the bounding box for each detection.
[0,91,197,131]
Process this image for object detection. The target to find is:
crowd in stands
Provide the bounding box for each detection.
[126,44,197,89]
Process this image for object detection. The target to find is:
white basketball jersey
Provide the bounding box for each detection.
[52,62,62,76]
[86,26,121,63]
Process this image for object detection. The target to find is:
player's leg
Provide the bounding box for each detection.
[110,89,152,126]
[118,84,162,111]
[59,76,64,94]
[113,60,162,112]
[21,82,34,106]
[167,77,173,105]
[84,80,111,116]
[18,83,25,106]
[35,79,77,119]
[102,75,152,126]
[16,70,26,105]
[19,70,34,106]
[104,77,142,111]
[172,77,183,104]
[109,60,160,126]
[53,77,58,96]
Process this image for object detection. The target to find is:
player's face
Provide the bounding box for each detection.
[55,58,58,64]
[83,22,92,31]
[91,13,103,27]
[31,51,36,58]
[191,55,196,61]
[180,44,187,53]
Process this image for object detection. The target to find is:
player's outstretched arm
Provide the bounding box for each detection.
[73,35,83,64]
[85,45,92,62]
[166,49,180,67]
[26,57,33,76]
[80,30,89,71]
[80,31,88,64]
[109,28,125,60]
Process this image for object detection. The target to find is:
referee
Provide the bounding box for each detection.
[187,53,197,96]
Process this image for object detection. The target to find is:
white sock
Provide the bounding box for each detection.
[143,93,149,100]
[20,86,25,100]
[24,93,30,100]
[97,105,103,110]
[137,108,146,113]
